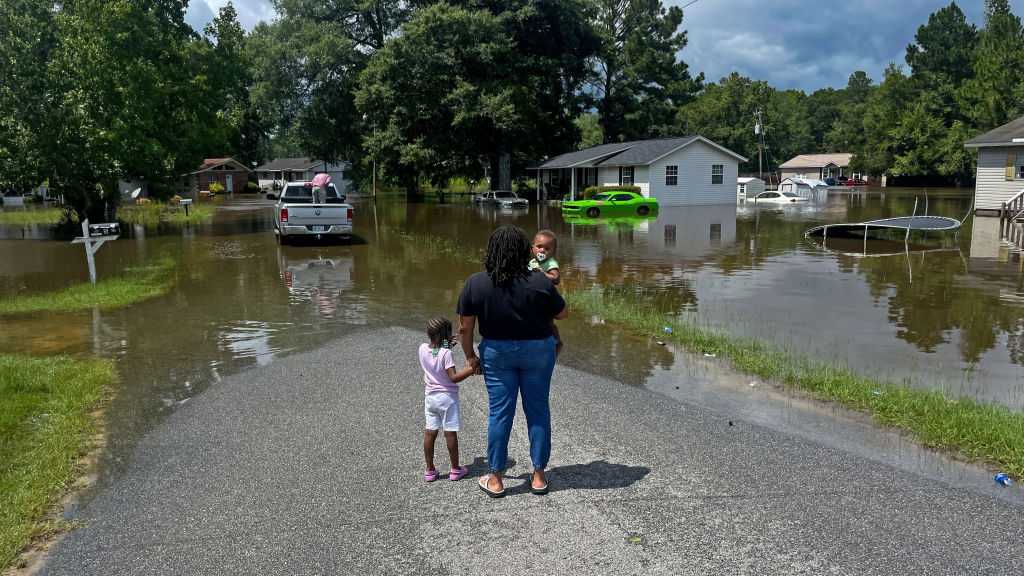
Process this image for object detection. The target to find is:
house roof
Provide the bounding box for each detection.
[255,157,321,171]
[964,116,1024,147]
[779,153,853,169]
[191,157,251,174]
[538,136,746,169]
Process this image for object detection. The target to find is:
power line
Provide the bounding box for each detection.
[681,0,704,9]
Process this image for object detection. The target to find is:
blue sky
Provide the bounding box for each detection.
[185,0,1024,92]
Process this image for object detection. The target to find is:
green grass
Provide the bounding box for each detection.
[0,208,72,225]
[118,202,215,226]
[565,286,1024,478]
[0,258,177,315]
[0,354,115,569]
[384,227,482,263]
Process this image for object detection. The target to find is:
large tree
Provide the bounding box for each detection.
[961,0,1024,129]
[589,0,701,142]
[905,2,978,89]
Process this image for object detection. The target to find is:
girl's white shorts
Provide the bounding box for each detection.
[424,391,460,431]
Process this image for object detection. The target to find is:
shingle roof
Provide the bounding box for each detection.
[964,116,1024,147]
[191,157,250,174]
[779,153,853,168]
[594,137,698,166]
[256,158,320,171]
[539,135,745,169]
[538,142,637,169]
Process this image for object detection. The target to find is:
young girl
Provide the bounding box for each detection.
[419,317,475,482]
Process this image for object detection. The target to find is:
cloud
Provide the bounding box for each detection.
[186,0,276,32]
[674,0,1024,92]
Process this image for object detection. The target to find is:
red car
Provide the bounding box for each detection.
[843,178,868,187]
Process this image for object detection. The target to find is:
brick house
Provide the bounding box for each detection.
[184,158,252,196]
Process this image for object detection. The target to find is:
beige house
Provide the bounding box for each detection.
[778,153,862,181]
[964,116,1024,213]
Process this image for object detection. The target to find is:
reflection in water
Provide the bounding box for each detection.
[3,188,1024,487]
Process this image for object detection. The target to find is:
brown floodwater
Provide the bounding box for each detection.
[1,189,1023,489]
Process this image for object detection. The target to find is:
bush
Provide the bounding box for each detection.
[582,185,641,199]
[246,181,259,193]
[208,182,225,195]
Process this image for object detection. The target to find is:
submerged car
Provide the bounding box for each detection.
[561,191,659,218]
[472,190,529,208]
[752,191,808,204]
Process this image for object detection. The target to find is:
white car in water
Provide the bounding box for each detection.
[472,190,529,209]
[753,191,809,204]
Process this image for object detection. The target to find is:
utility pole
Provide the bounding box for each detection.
[754,108,765,180]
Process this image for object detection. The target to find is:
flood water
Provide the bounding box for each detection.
[2,188,1023,485]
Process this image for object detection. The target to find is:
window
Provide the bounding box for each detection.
[664,224,676,247]
[665,165,678,186]
[619,166,634,185]
[611,194,634,201]
[592,194,611,201]
[710,223,722,244]
[282,185,314,204]
[711,164,724,185]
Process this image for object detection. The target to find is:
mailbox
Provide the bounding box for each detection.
[88,222,120,237]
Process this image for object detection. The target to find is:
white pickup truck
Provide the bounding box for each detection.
[272,182,353,244]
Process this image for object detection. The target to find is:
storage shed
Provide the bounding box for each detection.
[737,177,765,202]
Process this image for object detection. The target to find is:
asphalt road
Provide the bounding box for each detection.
[40,327,1024,575]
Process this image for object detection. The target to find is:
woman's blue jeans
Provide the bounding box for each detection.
[479,336,557,473]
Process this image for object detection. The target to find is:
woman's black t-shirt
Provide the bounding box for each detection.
[457,270,565,340]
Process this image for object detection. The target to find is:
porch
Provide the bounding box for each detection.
[531,167,601,201]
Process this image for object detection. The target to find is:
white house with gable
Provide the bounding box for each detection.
[535,136,747,206]
[964,115,1024,214]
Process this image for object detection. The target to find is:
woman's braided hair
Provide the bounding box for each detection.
[484,225,530,287]
[426,317,453,349]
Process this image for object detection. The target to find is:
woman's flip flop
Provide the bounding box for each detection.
[478,474,506,498]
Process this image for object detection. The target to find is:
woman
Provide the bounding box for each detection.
[457,225,568,498]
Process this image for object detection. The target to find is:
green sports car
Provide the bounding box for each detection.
[561,191,659,218]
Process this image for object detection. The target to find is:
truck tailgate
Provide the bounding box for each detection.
[285,204,351,227]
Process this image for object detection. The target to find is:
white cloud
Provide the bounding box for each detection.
[674,0,1024,91]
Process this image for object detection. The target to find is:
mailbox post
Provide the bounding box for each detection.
[71,219,120,284]
[180,198,193,217]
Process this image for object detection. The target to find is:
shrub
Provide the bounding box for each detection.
[582,185,641,199]
[208,182,225,195]
[245,181,259,193]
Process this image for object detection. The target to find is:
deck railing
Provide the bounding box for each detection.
[1000,188,1024,240]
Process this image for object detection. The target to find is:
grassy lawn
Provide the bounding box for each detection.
[565,286,1024,478]
[0,208,70,226]
[0,355,115,569]
[0,258,177,316]
[118,202,215,226]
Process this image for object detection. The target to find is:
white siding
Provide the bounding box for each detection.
[596,166,648,196]
[975,147,1024,211]
[599,166,618,186]
[649,141,739,206]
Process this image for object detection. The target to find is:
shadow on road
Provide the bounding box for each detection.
[504,460,650,495]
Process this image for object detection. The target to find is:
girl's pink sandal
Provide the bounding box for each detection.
[424,469,440,482]
[449,466,469,481]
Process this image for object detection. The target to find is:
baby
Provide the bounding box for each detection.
[529,229,563,355]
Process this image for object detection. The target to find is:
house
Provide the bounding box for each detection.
[255,158,350,193]
[964,115,1024,214]
[534,135,747,206]
[185,158,252,196]
[736,177,765,202]
[779,153,864,182]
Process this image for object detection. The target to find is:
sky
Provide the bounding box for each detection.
[185,0,1024,93]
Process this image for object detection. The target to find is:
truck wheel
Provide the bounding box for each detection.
[278,233,288,246]
[586,207,600,218]
[637,205,650,216]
